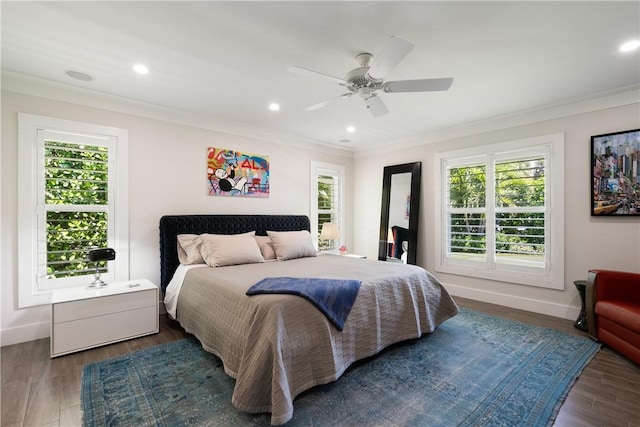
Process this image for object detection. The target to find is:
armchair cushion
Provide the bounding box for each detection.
[595,301,640,335]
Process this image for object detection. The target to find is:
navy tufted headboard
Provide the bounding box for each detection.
[159,214,311,292]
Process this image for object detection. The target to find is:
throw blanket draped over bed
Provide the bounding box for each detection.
[246,277,361,331]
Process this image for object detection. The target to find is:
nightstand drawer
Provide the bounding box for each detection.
[52,305,157,356]
[53,289,155,323]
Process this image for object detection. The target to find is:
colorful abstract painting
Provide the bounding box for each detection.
[207,147,269,197]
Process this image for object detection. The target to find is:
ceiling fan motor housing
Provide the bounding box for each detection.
[345,66,373,89]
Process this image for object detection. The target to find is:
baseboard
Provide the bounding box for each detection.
[443,282,581,321]
[1,320,50,347]
[2,301,168,347]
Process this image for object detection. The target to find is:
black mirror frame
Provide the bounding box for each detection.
[378,162,421,264]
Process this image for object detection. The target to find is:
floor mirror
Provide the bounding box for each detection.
[378,162,421,264]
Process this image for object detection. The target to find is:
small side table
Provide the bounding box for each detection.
[51,279,159,357]
[573,280,588,332]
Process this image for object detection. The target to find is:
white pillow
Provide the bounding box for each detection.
[199,231,265,267]
[266,230,317,261]
[177,234,204,265]
[254,235,277,260]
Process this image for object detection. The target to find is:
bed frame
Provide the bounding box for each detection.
[159,214,310,291]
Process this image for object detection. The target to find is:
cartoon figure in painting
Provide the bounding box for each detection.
[214,162,247,194]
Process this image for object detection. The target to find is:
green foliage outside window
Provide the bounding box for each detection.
[449,159,546,262]
[317,176,336,251]
[449,165,486,255]
[44,141,109,278]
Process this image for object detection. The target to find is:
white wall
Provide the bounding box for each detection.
[1,88,353,345]
[353,96,640,320]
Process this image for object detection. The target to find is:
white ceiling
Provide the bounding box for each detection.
[2,1,639,151]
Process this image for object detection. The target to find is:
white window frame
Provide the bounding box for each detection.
[310,161,345,251]
[18,114,129,307]
[434,133,565,290]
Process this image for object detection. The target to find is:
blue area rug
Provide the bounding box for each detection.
[81,308,600,426]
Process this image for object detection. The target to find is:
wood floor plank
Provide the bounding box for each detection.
[0,378,30,426]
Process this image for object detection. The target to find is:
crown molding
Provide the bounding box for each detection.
[352,84,640,158]
[1,71,353,157]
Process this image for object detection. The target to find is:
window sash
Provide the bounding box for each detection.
[445,153,547,269]
[36,131,117,290]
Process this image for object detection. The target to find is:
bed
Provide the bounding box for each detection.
[159,214,459,425]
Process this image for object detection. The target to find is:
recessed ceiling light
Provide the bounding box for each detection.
[133,63,149,75]
[269,102,280,111]
[66,70,93,81]
[619,40,640,52]
[346,126,356,133]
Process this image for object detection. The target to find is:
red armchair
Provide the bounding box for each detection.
[585,269,640,365]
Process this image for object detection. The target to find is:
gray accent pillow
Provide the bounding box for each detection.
[266,230,317,261]
[200,231,265,267]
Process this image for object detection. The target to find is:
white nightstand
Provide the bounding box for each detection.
[50,279,159,358]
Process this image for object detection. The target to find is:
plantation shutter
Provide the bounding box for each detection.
[444,148,548,269]
[493,153,546,268]
[445,160,487,262]
[37,130,115,289]
[317,171,340,251]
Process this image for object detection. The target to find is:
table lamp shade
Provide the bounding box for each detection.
[320,222,340,240]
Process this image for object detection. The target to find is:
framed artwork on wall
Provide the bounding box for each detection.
[207,147,270,197]
[591,129,640,216]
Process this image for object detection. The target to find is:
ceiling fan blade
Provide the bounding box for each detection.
[366,36,415,81]
[383,78,454,93]
[364,95,389,118]
[304,93,353,111]
[287,65,347,85]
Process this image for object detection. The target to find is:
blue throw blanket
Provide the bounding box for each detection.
[246,277,361,331]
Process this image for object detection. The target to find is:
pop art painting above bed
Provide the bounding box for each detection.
[207,147,269,197]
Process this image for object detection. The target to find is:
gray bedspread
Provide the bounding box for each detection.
[175,254,459,425]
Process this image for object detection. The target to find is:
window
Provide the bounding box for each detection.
[435,134,564,289]
[310,161,345,252]
[18,114,129,307]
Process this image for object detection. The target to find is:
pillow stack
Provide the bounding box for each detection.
[176,230,317,267]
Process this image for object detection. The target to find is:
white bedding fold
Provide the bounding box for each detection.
[163,263,206,318]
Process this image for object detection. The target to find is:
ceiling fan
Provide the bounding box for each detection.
[288,36,453,118]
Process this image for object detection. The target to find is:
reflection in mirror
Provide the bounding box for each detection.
[378,162,421,264]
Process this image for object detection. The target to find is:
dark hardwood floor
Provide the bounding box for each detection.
[2,297,639,427]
